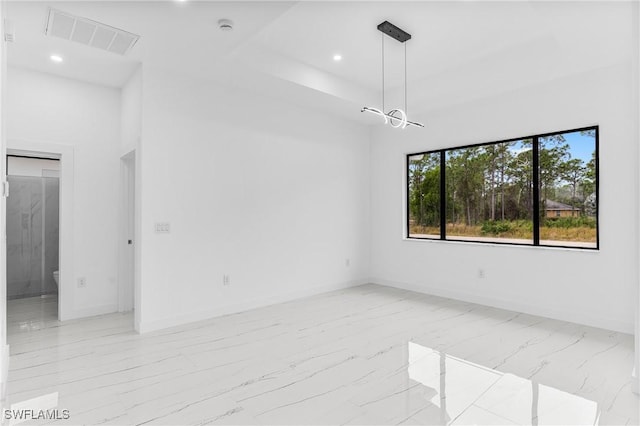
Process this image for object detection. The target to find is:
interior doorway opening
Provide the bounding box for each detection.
[5,154,61,330]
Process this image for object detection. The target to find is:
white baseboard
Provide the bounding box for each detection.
[62,304,119,321]
[138,279,365,334]
[372,278,633,335]
[1,344,9,401]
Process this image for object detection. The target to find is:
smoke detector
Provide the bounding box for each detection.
[218,19,234,31]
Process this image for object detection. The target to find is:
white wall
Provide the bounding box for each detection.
[121,66,142,155]
[4,5,636,342]
[137,67,371,332]
[1,0,8,401]
[119,66,142,329]
[6,67,122,320]
[370,62,637,333]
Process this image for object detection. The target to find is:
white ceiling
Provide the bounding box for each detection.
[5,1,634,124]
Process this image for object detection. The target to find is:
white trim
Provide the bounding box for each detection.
[133,142,142,333]
[633,0,640,394]
[64,304,119,321]
[138,279,365,334]
[7,140,74,321]
[402,236,600,253]
[0,0,8,400]
[0,344,8,400]
[373,278,633,335]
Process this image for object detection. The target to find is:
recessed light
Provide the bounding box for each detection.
[218,19,234,31]
[333,54,342,62]
[50,54,63,63]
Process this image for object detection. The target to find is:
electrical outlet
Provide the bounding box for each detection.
[478,269,485,279]
[77,277,86,288]
[223,275,230,286]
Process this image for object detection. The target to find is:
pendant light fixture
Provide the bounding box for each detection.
[361,21,424,129]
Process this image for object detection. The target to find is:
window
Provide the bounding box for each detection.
[406,126,598,249]
[538,129,597,248]
[408,152,441,238]
[444,139,534,245]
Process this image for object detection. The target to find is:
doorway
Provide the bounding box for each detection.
[5,155,60,328]
[118,151,135,315]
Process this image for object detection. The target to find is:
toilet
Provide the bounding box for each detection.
[53,270,59,290]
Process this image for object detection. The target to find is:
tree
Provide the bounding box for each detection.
[408,154,440,227]
[561,158,586,212]
[505,139,533,220]
[446,147,484,226]
[538,134,569,214]
[582,151,597,217]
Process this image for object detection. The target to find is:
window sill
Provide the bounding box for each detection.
[403,236,599,252]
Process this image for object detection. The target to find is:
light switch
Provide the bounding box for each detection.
[155,222,170,234]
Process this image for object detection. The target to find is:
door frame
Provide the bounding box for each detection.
[6,140,74,321]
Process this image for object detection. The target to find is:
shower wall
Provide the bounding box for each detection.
[6,176,60,299]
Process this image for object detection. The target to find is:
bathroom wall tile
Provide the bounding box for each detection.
[6,176,58,299]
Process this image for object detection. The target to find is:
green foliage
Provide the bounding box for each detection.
[544,216,596,229]
[481,220,511,234]
[408,153,441,227]
[481,220,533,235]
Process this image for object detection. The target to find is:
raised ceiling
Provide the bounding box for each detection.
[5,1,634,124]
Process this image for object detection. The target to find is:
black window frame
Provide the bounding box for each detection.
[406,125,600,250]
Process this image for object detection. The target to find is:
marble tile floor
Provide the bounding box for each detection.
[7,295,58,335]
[3,284,639,425]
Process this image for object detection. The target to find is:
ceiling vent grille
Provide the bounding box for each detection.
[44,8,139,56]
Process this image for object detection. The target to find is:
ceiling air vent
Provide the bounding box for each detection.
[44,8,139,56]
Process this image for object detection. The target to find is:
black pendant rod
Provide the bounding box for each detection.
[382,33,385,113]
[404,42,407,114]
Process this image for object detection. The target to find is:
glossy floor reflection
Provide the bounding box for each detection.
[405,342,599,424]
[3,284,639,425]
[7,295,58,335]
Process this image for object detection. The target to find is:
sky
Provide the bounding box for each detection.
[509,130,595,164]
[410,129,596,165]
[561,131,595,163]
